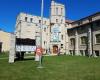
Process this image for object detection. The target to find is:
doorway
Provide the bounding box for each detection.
[95,51,100,56]
[53,45,58,54]
[0,42,2,53]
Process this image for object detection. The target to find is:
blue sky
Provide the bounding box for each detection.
[0,0,100,32]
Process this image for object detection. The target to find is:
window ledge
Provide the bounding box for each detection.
[80,44,87,46]
[95,43,100,45]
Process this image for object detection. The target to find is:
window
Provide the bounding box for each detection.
[25,17,27,22]
[70,38,75,46]
[56,19,58,23]
[61,8,63,15]
[95,34,100,44]
[69,50,74,55]
[80,36,87,45]
[61,35,63,40]
[95,21,100,27]
[80,50,84,56]
[44,41,45,45]
[69,50,73,55]
[39,20,41,23]
[44,28,46,32]
[61,19,63,23]
[30,18,33,22]
[61,44,63,48]
[36,24,38,26]
[44,21,46,24]
[95,51,100,56]
[56,7,58,15]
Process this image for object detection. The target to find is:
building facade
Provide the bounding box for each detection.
[0,30,11,52]
[15,0,66,54]
[15,0,100,56]
[67,12,100,57]
[50,0,66,54]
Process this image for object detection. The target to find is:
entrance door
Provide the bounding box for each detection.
[0,42,2,53]
[53,45,58,54]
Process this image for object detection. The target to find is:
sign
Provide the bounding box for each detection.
[16,45,36,52]
[36,47,42,56]
[16,38,36,52]
[35,47,42,61]
[51,24,60,42]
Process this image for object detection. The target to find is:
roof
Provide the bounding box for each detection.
[0,28,12,34]
[65,20,74,24]
[71,12,100,24]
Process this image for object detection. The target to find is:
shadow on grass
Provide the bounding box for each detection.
[15,57,35,62]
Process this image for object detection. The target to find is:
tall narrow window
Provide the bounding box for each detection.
[61,19,63,23]
[61,8,63,15]
[25,17,27,22]
[30,18,33,22]
[56,7,58,15]
[56,19,58,23]
[96,34,100,44]
[39,20,41,23]
[44,21,46,24]
[44,28,46,32]
[44,41,45,45]
[61,35,63,40]
[61,44,63,48]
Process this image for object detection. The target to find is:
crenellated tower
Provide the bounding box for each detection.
[49,0,66,54]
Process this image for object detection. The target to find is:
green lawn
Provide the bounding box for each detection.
[0,52,9,58]
[0,55,100,80]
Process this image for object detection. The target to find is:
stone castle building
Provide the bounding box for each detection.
[15,0,100,57]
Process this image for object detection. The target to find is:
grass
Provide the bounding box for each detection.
[0,54,100,80]
[0,52,9,58]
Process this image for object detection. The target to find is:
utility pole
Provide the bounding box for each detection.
[37,0,44,68]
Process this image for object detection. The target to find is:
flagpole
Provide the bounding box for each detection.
[37,0,44,68]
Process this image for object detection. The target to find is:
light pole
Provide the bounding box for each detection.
[37,0,44,68]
